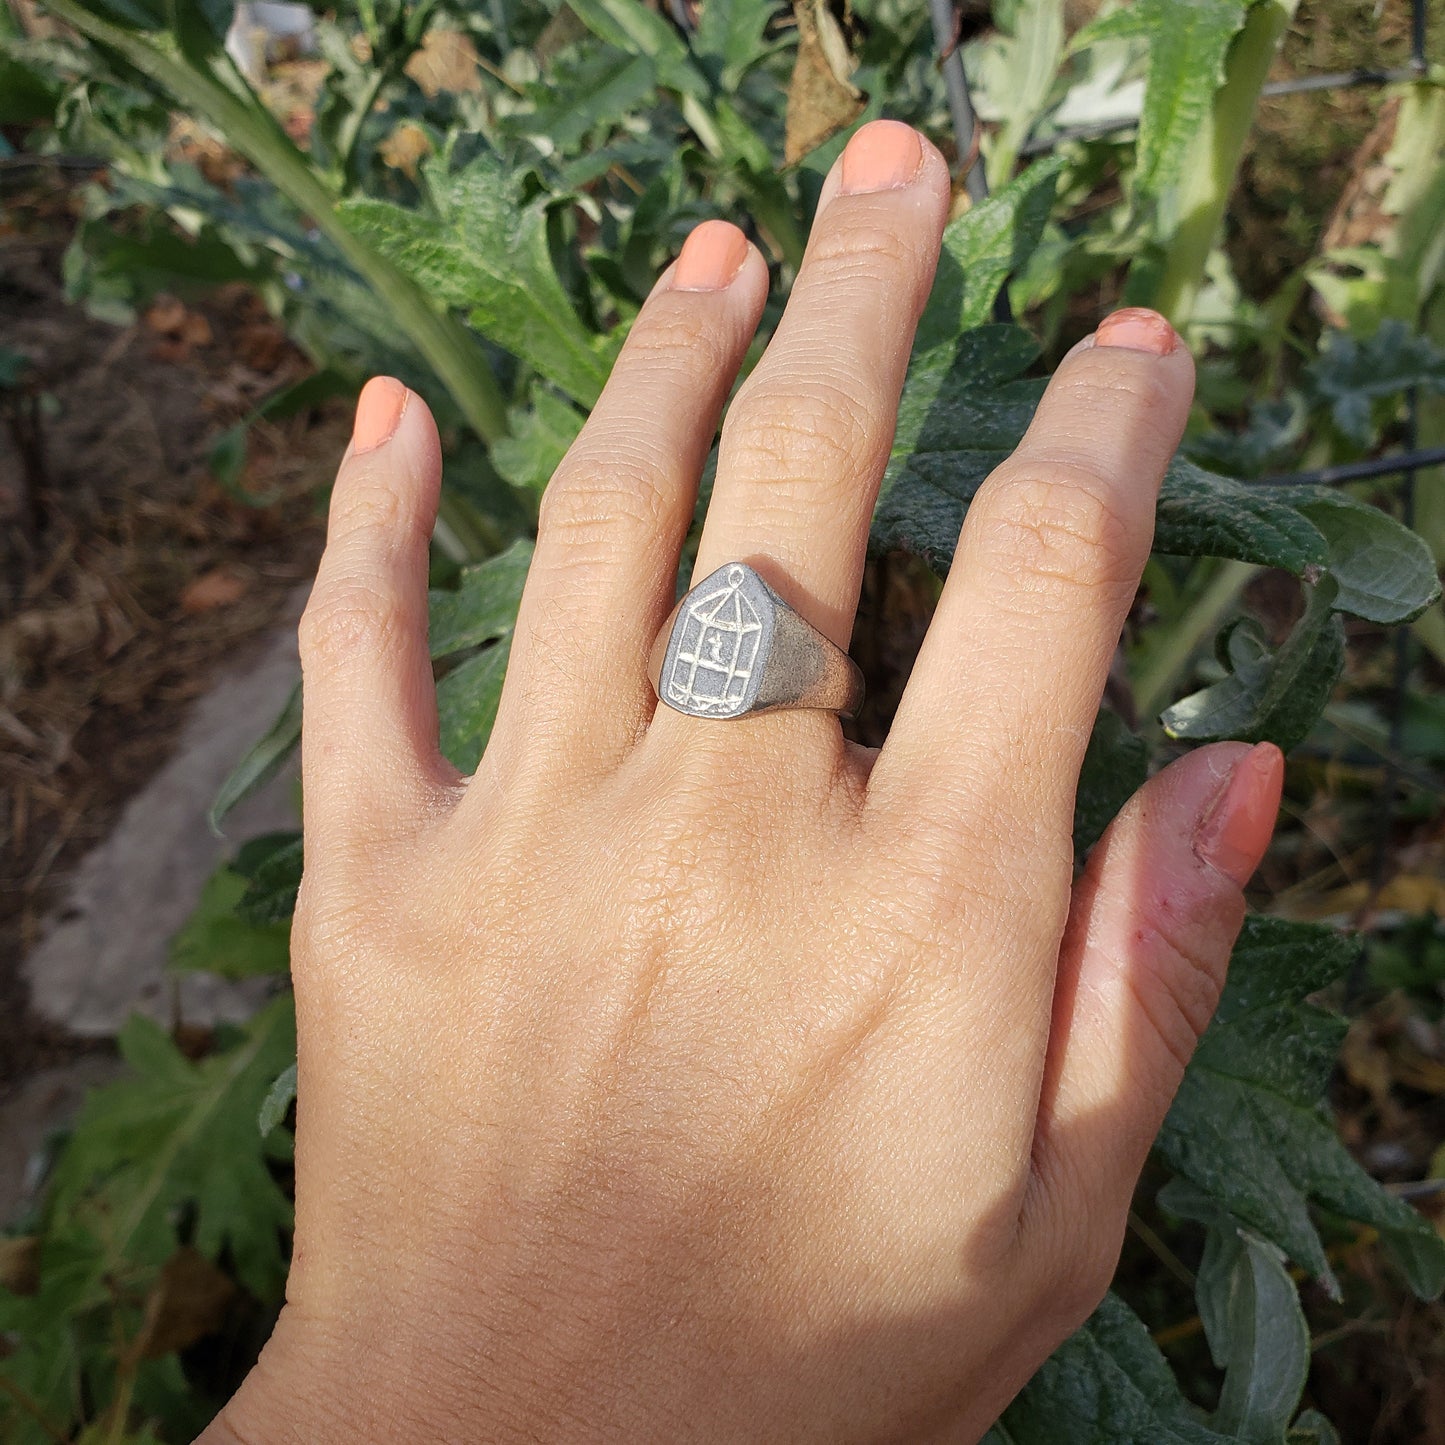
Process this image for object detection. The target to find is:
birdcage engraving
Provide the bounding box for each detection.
[667,565,764,716]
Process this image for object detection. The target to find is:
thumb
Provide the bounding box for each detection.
[1029,740,1284,1229]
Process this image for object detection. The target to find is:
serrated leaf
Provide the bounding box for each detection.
[48,997,296,1298]
[1305,321,1445,449]
[209,682,300,834]
[342,157,615,407]
[1156,915,1445,1299]
[437,638,512,773]
[429,537,533,658]
[169,864,291,978]
[1073,708,1147,857]
[566,0,707,97]
[491,395,584,497]
[1132,0,1247,199]
[983,1293,1232,1443]
[876,333,1439,633]
[258,1062,297,1139]
[1160,580,1345,752]
[694,0,777,87]
[914,156,1066,356]
[232,831,303,926]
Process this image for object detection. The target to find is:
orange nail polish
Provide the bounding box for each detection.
[840,119,923,194]
[672,220,750,291]
[1194,743,1285,886]
[1095,307,1179,357]
[352,376,408,454]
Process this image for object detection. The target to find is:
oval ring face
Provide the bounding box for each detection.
[663,564,776,718]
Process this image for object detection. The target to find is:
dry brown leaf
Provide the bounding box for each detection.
[0,1236,39,1296]
[405,28,483,99]
[379,121,434,179]
[785,0,864,166]
[180,567,250,614]
[144,296,187,336]
[138,1247,237,1359]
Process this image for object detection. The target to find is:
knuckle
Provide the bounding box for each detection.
[332,468,417,544]
[972,462,1141,594]
[1127,908,1228,1075]
[299,578,404,667]
[1064,357,1179,424]
[725,372,877,479]
[806,217,923,285]
[627,304,733,377]
[538,452,668,560]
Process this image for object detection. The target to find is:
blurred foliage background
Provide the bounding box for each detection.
[3,0,1445,1439]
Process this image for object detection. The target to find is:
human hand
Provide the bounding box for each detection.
[204,121,1282,1444]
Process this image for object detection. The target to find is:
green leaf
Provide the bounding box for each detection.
[566,0,708,98]
[1207,1231,1309,1443]
[209,682,300,834]
[1305,321,1445,449]
[437,639,512,773]
[876,334,1440,633]
[491,393,584,497]
[520,47,658,151]
[1160,579,1345,752]
[428,539,530,771]
[914,156,1066,356]
[232,831,304,926]
[983,1293,1232,1443]
[1152,460,1326,578]
[1132,0,1247,200]
[693,0,778,88]
[429,537,533,658]
[1073,708,1147,857]
[48,996,297,1298]
[1280,490,1442,625]
[258,1062,298,1139]
[342,156,615,407]
[169,864,291,978]
[1156,915,1445,1299]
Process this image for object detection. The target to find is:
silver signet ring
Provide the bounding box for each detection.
[647,563,865,720]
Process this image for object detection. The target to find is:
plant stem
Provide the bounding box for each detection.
[1149,0,1301,327]
[1134,559,1258,720]
[41,0,510,447]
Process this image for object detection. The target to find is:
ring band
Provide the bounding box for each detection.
[648,562,865,720]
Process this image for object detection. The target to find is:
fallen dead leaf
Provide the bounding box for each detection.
[138,1247,237,1359]
[180,567,250,614]
[379,120,433,178]
[785,0,864,165]
[405,28,482,98]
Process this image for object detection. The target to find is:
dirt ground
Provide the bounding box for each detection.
[0,175,339,1085]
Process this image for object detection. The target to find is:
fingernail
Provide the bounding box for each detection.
[352,376,408,455]
[672,220,750,292]
[840,119,923,194]
[1194,743,1285,886]
[1095,307,1179,357]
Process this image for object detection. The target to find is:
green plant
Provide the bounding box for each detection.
[3,1,1443,1440]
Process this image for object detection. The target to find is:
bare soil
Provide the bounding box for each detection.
[0,174,340,1084]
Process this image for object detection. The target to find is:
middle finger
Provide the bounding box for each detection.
[682,122,950,659]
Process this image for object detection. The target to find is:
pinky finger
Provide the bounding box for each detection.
[1026,742,1283,1239]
